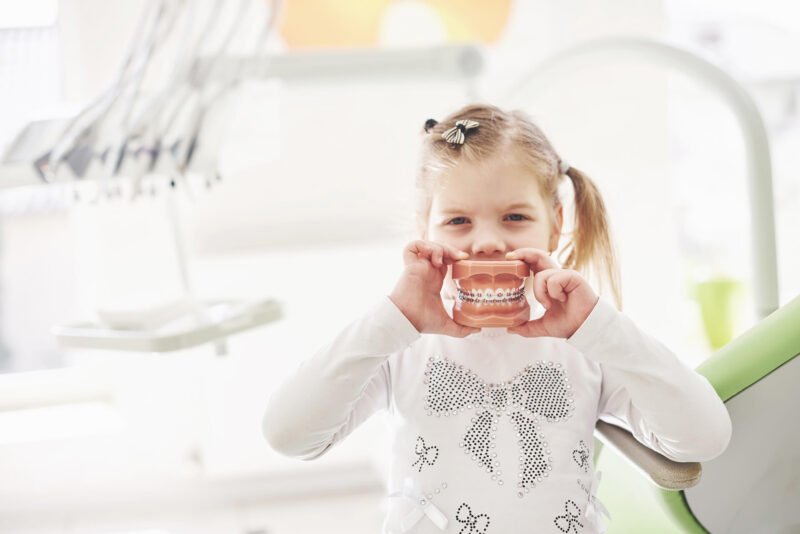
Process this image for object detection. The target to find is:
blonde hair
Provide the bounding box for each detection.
[415,103,622,310]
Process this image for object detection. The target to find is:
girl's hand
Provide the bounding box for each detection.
[389,240,481,338]
[504,249,599,339]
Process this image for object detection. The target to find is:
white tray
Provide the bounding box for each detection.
[52,298,282,352]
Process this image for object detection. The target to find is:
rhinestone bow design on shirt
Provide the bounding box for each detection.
[455,503,491,534]
[554,500,584,533]
[412,436,440,472]
[572,440,590,473]
[423,356,575,497]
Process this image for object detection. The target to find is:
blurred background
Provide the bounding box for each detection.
[0,0,798,532]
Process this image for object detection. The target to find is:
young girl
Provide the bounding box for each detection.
[262,103,732,533]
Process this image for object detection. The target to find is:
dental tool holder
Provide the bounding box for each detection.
[52,297,281,354]
[51,185,282,355]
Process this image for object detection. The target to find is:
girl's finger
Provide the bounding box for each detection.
[546,270,580,302]
[505,248,559,274]
[443,244,469,263]
[432,246,444,268]
[403,240,428,264]
[404,240,437,265]
[533,268,559,309]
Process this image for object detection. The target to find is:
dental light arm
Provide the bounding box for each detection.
[503,36,779,491]
[503,36,779,320]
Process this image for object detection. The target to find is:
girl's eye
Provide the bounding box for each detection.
[506,214,529,221]
[447,217,468,225]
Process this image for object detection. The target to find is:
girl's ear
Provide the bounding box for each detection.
[416,219,428,241]
[549,203,563,253]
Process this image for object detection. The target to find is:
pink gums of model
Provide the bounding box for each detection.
[451,260,531,328]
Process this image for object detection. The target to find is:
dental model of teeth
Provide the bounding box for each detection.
[451,260,532,328]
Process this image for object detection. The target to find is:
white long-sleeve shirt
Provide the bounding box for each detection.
[263,295,732,534]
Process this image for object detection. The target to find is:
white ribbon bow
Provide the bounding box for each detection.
[585,470,612,533]
[442,119,479,145]
[385,477,448,533]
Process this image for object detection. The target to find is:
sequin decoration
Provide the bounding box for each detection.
[554,499,584,533]
[424,357,486,415]
[424,356,574,495]
[462,410,498,474]
[511,362,573,422]
[510,411,550,496]
[488,386,508,411]
[412,435,439,472]
[455,502,491,533]
[573,440,590,473]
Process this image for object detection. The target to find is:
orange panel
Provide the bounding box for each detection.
[279,0,391,49]
[426,0,513,43]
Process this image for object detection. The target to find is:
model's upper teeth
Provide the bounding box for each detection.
[457,287,524,303]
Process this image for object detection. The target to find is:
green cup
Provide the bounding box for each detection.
[692,276,744,350]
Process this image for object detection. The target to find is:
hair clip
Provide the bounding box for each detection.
[442,119,479,145]
[424,118,439,133]
[559,160,571,174]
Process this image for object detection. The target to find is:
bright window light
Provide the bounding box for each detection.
[0,401,126,444]
[0,0,58,28]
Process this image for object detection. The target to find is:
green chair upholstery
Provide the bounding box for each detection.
[592,293,800,533]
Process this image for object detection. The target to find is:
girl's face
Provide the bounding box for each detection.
[425,151,562,299]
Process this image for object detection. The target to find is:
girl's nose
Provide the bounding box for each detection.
[471,236,507,258]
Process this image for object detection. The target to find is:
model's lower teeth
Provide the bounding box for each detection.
[456,287,525,304]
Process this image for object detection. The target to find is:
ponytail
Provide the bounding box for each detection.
[559,166,622,310]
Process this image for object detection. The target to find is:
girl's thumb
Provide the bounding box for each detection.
[445,320,479,338]
[458,325,481,338]
[509,318,547,338]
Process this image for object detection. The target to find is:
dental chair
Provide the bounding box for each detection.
[592,293,800,533]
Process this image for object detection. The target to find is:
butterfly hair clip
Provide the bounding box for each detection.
[442,119,479,145]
